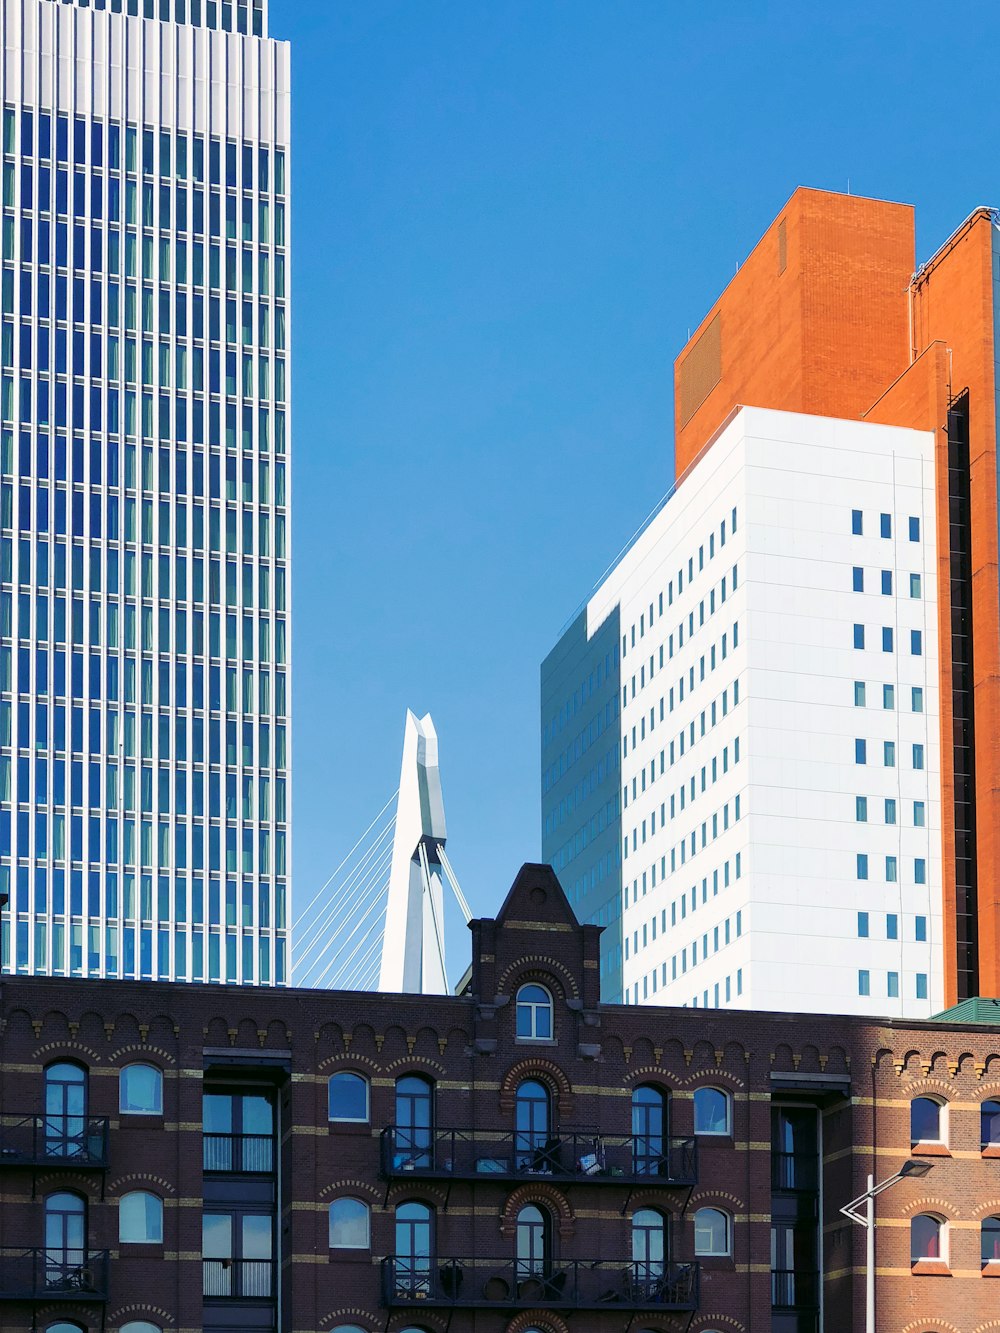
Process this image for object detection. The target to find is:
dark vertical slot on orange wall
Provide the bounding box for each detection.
[947,391,979,998]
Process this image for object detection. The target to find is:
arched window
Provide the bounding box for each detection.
[329,1197,370,1249]
[329,1072,369,1123]
[120,1064,163,1115]
[910,1097,944,1145]
[982,1099,1000,1149]
[45,1324,88,1333]
[693,1087,731,1136]
[331,1327,368,1333]
[632,1085,665,1175]
[119,1190,164,1243]
[120,1325,163,1333]
[515,1079,552,1170]
[694,1207,730,1256]
[515,1203,550,1278]
[395,1076,434,1170]
[632,1207,666,1295]
[394,1201,433,1298]
[516,984,553,1039]
[45,1191,86,1275]
[44,1062,87,1157]
[983,1216,1000,1264]
[911,1213,944,1262]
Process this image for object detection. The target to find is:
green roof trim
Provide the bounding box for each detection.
[930,996,1000,1025]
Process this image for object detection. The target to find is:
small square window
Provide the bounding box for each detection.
[883,684,894,709]
[909,517,920,541]
[885,798,896,825]
[910,573,922,598]
[887,913,898,940]
[884,741,896,767]
[855,739,867,764]
[853,567,865,592]
[856,796,868,822]
[857,854,869,881]
[911,630,923,656]
[915,858,926,885]
[881,570,892,595]
[880,513,892,539]
[888,971,899,998]
[854,624,865,650]
[857,911,869,938]
[912,686,924,713]
[913,744,925,771]
[882,627,894,652]
[852,509,863,535]
[914,801,926,827]
[915,916,927,942]
[916,973,928,1000]
[858,969,870,996]
[886,856,898,883]
[854,681,866,707]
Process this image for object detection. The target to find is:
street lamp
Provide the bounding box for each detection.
[840,1159,933,1333]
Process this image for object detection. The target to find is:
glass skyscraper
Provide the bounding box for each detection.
[0,0,291,984]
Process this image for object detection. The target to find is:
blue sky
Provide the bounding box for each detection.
[282,0,1000,978]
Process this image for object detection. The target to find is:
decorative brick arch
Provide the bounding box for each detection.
[109,1303,176,1326]
[499,1059,573,1118]
[505,1311,571,1333]
[500,1183,575,1241]
[902,1320,961,1333]
[496,956,580,1001]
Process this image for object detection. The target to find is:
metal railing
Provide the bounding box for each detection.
[0,1248,109,1302]
[381,1257,699,1310]
[380,1127,697,1186]
[203,1133,274,1174]
[771,1152,819,1193]
[0,1115,109,1169]
[203,1258,274,1298]
[771,1269,820,1309]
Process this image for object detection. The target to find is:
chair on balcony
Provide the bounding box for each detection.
[527,1138,563,1174]
[438,1261,463,1298]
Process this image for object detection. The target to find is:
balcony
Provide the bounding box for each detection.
[0,1248,109,1303]
[379,1127,697,1188]
[380,1257,699,1312]
[0,1115,110,1171]
[771,1153,819,1193]
[203,1133,274,1175]
[771,1269,820,1310]
[203,1258,274,1298]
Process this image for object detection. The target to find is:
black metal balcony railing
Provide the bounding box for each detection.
[381,1257,699,1311]
[203,1258,274,1298]
[771,1152,819,1193]
[771,1269,820,1310]
[0,1115,110,1170]
[0,1248,110,1302]
[379,1127,698,1187]
[203,1133,274,1174]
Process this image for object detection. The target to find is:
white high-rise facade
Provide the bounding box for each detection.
[543,406,943,1018]
[0,0,291,983]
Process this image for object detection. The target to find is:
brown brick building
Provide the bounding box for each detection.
[1,863,999,1333]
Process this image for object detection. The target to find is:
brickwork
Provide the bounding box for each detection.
[0,864,999,1332]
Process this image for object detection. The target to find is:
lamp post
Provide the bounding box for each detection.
[840,1159,932,1333]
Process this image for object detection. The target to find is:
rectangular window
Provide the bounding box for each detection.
[886,913,898,940]
[852,509,863,536]
[916,973,928,1000]
[882,627,893,652]
[913,801,926,827]
[909,516,920,542]
[854,681,866,707]
[910,573,922,598]
[912,687,924,713]
[883,684,894,709]
[854,624,865,649]
[855,739,867,764]
[912,744,925,771]
[857,911,869,938]
[911,630,923,656]
[884,741,896,767]
[881,569,892,595]
[856,796,868,822]
[915,858,926,885]
[880,513,891,539]
[884,798,896,825]
[915,916,927,942]
[857,854,869,881]
[859,969,870,996]
[886,856,897,883]
[888,971,899,998]
[853,566,864,592]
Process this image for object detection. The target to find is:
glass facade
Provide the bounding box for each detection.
[540,607,622,999]
[0,0,290,983]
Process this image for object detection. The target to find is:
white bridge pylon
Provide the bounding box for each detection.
[378,710,471,994]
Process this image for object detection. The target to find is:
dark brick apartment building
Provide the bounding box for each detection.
[0,863,999,1333]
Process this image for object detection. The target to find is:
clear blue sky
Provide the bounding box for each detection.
[282,0,1000,974]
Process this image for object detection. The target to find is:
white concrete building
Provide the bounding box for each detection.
[0,0,291,983]
[542,406,943,1017]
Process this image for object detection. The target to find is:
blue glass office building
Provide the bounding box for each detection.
[0,0,290,983]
